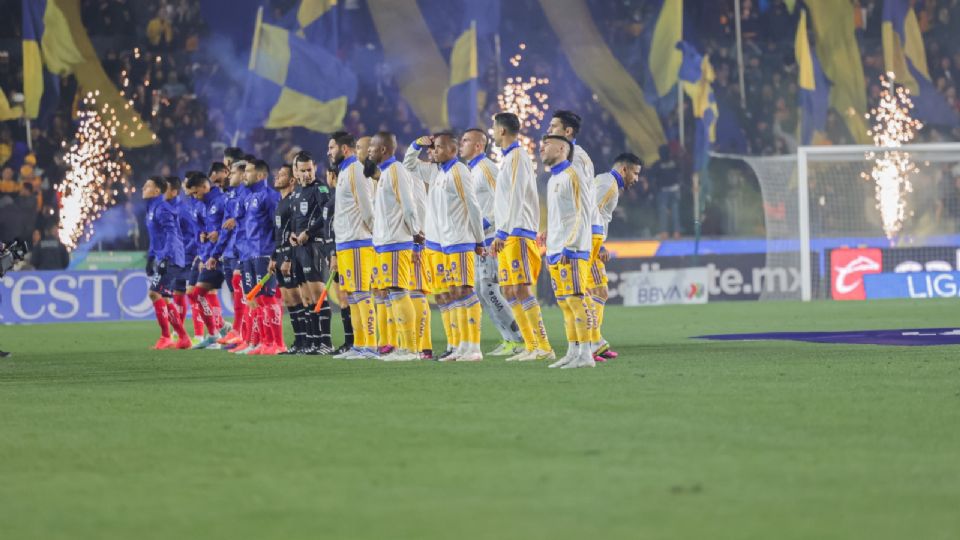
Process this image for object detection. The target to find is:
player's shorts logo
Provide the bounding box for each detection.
[382,264,389,272]
[560,269,568,279]
[345,269,352,279]
[372,267,378,275]
[511,260,520,269]
[449,261,457,271]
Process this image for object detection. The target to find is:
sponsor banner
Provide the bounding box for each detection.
[829,248,882,300]
[71,251,148,270]
[619,267,709,307]
[829,246,960,300]
[864,272,960,299]
[0,270,232,324]
[698,327,960,346]
[604,253,814,303]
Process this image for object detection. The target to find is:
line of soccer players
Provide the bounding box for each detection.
[143,109,641,367]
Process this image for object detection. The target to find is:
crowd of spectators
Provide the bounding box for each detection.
[2,0,960,252]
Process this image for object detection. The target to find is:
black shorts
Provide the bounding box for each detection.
[276,257,298,289]
[294,243,327,283]
[242,256,276,297]
[222,257,239,291]
[150,264,184,297]
[197,260,225,289]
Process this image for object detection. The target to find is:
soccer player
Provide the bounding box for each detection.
[403,135,448,359]
[185,171,230,349]
[430,132,486,361]
[238,159,282,355]
[490,112,554,361]
[211,160,248,348]
[361,138,397,354]
[143,176,191,350]
[269,164,307,354]
[539,135,596,369]
[168,175,202,342]
[587,153,642,361]
[547,110,595,179]
[289,151,335,355]
[459,128,525,356]
[328,132,378,359]
[370,131,422,361]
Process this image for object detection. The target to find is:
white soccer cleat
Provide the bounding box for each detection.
[506,349,532,362]
[562,347,597,369]
[549,346,577,368]
[514,350,543,362]
[533,349,556,361]
[457,351,483,362]
[383,349,419,362]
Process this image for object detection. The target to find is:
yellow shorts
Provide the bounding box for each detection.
[413,248,431,294]
[424,248,448,292]
[585,234,608,289]
[336,245,375,293]
[445,251,476,288]
[548,258,590,297]
[373,249,414,290]
[497,236,541,287]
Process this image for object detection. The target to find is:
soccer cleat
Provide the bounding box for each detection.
[437,348,457,361]
[0,350,9,358]
[175,336,193,350]
[488,341,514,356]
[420,349,433,361]
[190,335,205,347]
[506,349,533,362]
[457,351,483,362]
[314,344,335,355]
[191,335,220,350]
[533,349,556,361]
[382,349,418,362]
[333,344,353,356]
[549,346,578,368]
[334,347,363,359]
[377,345,395,356]
[232,344,256,355]
[562,352,597,369]
[600,349,618,360]
[593,355,607,363]
[218,323,233,338]
[153,337,176,350]
[217,330,240,345]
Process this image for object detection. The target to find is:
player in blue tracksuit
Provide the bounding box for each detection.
[235,159,282,355]
[209,160,249,347]
[144,176,191,350]
[170,176,201,339]
[185,171,230,349]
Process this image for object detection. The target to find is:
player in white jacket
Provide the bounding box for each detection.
[539,135,595,369]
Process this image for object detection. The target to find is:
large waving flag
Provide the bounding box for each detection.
[241,10,357,133]
[882,0,959,126]
[795,8,830,145]
[538,0,667,165]
[444,21,478,130]
[806,0,870,144]
[21,0,154,146]
[677,41,717,173]
[642,0,684,116]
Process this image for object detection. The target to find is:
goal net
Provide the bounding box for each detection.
[726,143,960,301]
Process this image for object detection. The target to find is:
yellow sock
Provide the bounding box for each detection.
[455,300,469,346]
[568,295,590,344]
[390,291,417,351]
[440,303,455,348]
[510,300,536,351]
[583,295,600,344]
[594,296,606,341]
[465,293,482,344]
[414,293,431,352]
[522,297,550,351]
[385,298,397,347]
[375,297,388,348]
[349,301,364,349]
[557,296,576,342]
[357,293,376,350]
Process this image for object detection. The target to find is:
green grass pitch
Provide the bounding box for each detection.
[1,300,959,540]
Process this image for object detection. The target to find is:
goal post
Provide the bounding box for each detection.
[718,142,960,302]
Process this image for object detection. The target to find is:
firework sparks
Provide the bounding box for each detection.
[862,73,922,240]
[490,44,550,169]
[58,92,133,249]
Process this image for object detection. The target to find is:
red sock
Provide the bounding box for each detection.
[231,274,244,327]
[250,306,263,346]
[187,288,218,335]
[173,293,188,327]
[264,296,282,347]
[153,298,171,338]
[206,292,224,330]
[187,294,204,336]
[167,301,187,340]
[240,302,252,343]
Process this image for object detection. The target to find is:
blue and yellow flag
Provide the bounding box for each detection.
[642,0,683,115]
[538,0,666,165]
[444,21,478,130]
[677,41,717,172]
[242,14,357,133]
[276,0,339,51]
[795,9,830,145]
[22,0,154,146]
[882,0,958,126]
[806,0,870,144]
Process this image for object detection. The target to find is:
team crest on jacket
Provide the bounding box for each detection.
[300,202,308,215]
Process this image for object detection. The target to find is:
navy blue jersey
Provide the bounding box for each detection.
[177,195,201,261]
[198,186,225,260]
[211,184,246,260]
[241,180,280,258]
[148,198,186,267]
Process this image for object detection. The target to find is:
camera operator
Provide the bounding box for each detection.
[0,238,30,357]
